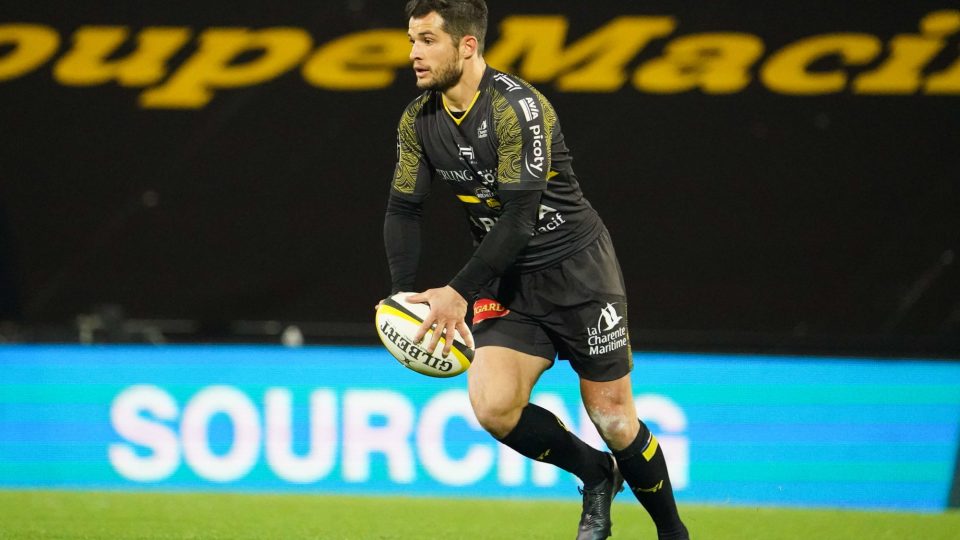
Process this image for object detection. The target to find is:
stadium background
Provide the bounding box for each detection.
[1,0,959,515]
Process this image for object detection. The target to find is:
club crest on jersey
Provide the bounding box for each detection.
[587,303,629,355]
[477,120,488,138]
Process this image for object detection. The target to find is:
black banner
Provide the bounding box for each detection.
[1,1,958,352]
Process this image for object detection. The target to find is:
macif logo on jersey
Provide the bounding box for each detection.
[587,303,628,355]
[519,97,540,122]
[536,204,566,233]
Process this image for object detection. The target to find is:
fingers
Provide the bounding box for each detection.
[427,325,444,356]
[429,321,471,357]
[457,320,475,349]
[405,287,471,357]
[413,319,441,355]
[413,313,435,344]
[416,317,453,357]
[440,321,457,357]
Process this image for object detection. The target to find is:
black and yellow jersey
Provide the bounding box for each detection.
[391,66,603,272]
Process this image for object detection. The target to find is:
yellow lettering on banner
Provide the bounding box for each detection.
[761,34,881,95]
[924,11,960,94]
[53,26,190,86]
[855,11,960,94]
[302,29,410,90]
[927,57,960,94]
[634,33,764,94]
[0,24,59,81]
[139,28,312,109]
[485,16,676,92]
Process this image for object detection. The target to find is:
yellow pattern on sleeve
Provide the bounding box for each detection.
[392,94,430,194]
[491,88,522,184]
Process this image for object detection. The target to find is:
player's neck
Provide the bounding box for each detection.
[442,58,486,111]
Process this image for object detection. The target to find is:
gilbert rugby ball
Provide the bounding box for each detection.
[375,292,473,377]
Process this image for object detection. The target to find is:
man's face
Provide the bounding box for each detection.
[408,11,463,91]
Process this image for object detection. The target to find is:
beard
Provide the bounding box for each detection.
[417,51,463,91]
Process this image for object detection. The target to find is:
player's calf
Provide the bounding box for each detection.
[613,420,689,539]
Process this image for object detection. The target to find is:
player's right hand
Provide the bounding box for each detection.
[407,286,472,357]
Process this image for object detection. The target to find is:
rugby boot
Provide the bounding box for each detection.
[576,454,624,540]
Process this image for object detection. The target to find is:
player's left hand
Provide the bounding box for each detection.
[407,286,473,357]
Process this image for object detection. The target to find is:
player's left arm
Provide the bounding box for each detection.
[447,85,552,299]
[409,188,539,353]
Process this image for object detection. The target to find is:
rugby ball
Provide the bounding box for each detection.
[375,292,473,377]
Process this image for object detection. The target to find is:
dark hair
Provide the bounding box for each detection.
[405,0,488,54]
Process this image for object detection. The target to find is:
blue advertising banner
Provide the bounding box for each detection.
[1,345,958,511]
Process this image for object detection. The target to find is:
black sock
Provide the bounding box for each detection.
[498,403,611,488]
[613,421,687,539]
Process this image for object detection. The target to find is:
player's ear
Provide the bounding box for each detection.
[461,35,479,58]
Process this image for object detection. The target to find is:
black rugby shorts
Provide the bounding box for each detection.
[471,227,633,382]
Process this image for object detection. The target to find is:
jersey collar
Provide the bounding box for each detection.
[442,91,481,125]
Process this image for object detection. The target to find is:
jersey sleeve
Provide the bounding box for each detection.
[392,95,432,202]
[491,84,553,191]
[448,189,541,299]
[384,194,422,294]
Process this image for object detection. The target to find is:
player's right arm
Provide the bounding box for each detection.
[384,96,432,296]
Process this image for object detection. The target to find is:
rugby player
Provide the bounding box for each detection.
[383,1,689,538]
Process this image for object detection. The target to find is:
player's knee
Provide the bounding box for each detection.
[470,396,523,439]
[586,406,638,449]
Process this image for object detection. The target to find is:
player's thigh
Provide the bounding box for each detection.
[580,373,640,450]
[468,346,551,422]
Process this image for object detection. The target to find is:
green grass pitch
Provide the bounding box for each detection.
[1,490,958,539]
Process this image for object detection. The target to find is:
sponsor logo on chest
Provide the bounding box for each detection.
[436,168,498,187]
